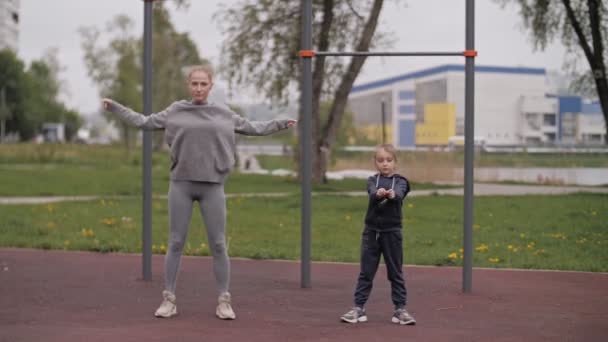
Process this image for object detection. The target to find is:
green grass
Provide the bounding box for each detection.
[1,193,606,272]
[330,150,608,169]
[0,164,447,196]
[0,144,450,196]
[256,155,297,170]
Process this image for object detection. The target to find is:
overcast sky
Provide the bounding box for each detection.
[17,0,567,115]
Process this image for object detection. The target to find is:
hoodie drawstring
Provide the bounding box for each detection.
[376,174,395,192]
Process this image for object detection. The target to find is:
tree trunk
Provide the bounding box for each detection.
[593,74,608,144]
[562,0,608,143]
[586,0,608,143]
[306,0,334,183]
[317,0,385,178]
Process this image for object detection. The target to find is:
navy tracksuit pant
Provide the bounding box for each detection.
[354,228,407,308]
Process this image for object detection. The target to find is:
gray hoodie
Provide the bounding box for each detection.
[106,99,290,183]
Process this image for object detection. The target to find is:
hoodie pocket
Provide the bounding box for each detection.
[214,154,235,174]
[169,151,178,171]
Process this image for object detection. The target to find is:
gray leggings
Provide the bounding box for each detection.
[164,180,229,295]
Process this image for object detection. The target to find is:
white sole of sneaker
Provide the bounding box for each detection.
[391,317,416,325]
[341,316,368,324]
[154,307,177,318]
[216,308,236,320]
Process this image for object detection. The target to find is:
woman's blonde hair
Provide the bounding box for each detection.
[374,143,397,162]
[186,64,215,82]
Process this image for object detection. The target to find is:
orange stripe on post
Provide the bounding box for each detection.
[299,50,316,57]
[463,50,478,57]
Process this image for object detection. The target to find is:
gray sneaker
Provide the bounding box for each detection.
[216,292,236,320]
[154,290,177,318]
[340,307,367,324]
[391,307,416,325]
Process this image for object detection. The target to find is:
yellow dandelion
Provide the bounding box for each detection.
[473,224,480,230]
[488,257,500,263]
[458,248,463,253]
[548,233,566,240]
[527,242,535,250]
[448,252,458,259]
[507,245,514,250]
[475,244,489,253]
[407,203,414,208]
[46,222,56,229]
[520,233,526,239]
[101,218,116,226]
[159,244,167,253]
[46,204,54,213]
[345,215,351,221]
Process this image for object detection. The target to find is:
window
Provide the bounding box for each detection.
[398,91,415,100]
[398,105,415,114]
[543,114,556,126]
[525,113,540,130]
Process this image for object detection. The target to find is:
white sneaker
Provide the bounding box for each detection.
[154,290,177,318]
[216,292,236,320]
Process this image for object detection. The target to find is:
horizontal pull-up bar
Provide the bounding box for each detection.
[299,50,477,57]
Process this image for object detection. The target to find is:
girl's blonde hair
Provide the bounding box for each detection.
[374,143,397,162]
[185,64,215,82]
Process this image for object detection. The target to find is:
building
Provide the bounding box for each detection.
[347,64,606,148]
[0,0,19,52]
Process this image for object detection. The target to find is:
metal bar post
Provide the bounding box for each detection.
[462,0,475,293]
[381,99,386,144]
[300,0,313,288]
[315,51,463,57]
[142,0,154,281]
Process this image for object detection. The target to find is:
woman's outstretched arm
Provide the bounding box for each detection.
[103,98,171,130]
[233,114,297,136]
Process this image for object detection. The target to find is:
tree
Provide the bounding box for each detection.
[497,0,608,143]
[80,1,206,152]
[26,59,82,140]
[216,0,394,182]
[0,50,29,141]
[0,49,82,141]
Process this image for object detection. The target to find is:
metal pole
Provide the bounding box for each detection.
[0,87,6,143]
[462,0,475,293]
[315,51,463,57]
[381,100,386,144]
[300,0,313,288]
[142,0,154,281]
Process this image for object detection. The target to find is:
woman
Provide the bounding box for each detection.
[103,64,296,320]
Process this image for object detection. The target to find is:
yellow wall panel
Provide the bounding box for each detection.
[415,103,456,145]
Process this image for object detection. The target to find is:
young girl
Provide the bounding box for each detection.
[341,143,416,325]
